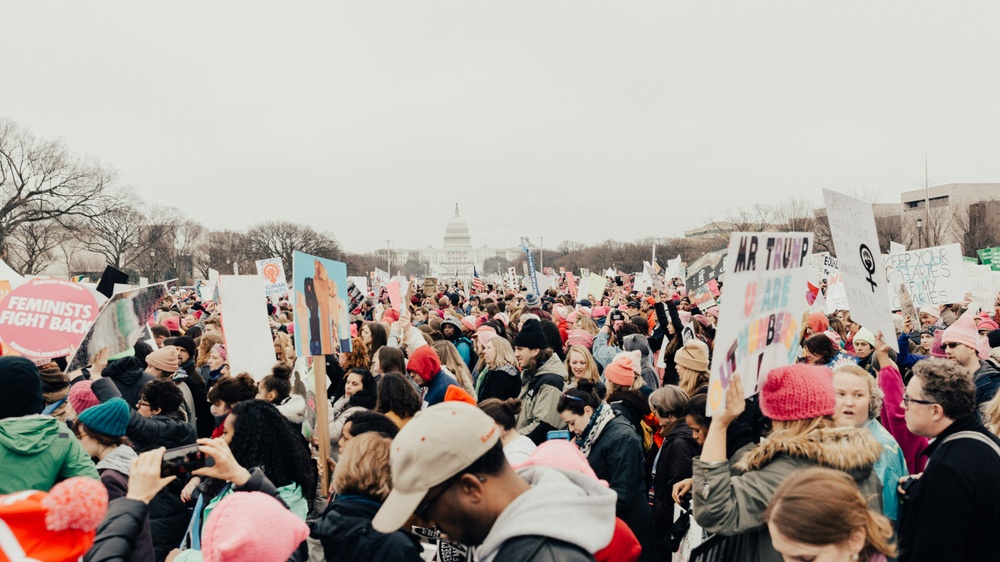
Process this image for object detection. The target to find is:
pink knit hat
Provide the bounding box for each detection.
[566,329,595,349]
[512,440,601,482]
[929,330,947,358]
[760,364,835,421]
[592,306,610,318]
[202,492,309,562]
[461,315,478,332]
[943,309,980,351]
[68,381,100,416]
[604,350,640,387]
[475,325,497,343]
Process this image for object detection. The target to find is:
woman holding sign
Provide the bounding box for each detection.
[691,366,883,562]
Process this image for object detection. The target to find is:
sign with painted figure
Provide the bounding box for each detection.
[708,232,814,415]
[883,244,970,310]
[822,189,898,352]
[219,276,277,381]
[0,279,99,361]
[67,282,174,372]
[292,251,351,357]
[256,258,289,297]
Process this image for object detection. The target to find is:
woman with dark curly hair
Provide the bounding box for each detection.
[176,400,317,561]
[374,372,422,428]
[328,368,377,451]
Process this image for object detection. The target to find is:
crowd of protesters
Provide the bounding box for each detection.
[3,268,1000,562]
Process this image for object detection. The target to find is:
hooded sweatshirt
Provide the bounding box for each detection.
[0,415,99,494]
[475,465,617,562]
[102,357,156,410]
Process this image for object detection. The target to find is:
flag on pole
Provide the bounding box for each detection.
[472,267,486,294]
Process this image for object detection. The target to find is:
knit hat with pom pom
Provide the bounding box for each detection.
[0,477,108,561]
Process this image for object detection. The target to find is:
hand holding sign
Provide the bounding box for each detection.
[713,373,745,426]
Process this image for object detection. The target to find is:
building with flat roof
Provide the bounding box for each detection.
[900,183,1000,248]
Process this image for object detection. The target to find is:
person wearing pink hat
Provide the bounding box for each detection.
[692,367,883,562]
[943,309,1000,405]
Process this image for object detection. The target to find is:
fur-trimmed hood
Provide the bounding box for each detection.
[275,393,306,424]
[736,426,883,480]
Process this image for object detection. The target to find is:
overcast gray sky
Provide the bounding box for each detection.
[3,2,999,253]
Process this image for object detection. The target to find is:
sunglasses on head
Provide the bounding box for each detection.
[558,393,585,408]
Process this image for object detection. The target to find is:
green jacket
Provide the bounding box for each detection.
[516,353,569,444]
[0,415,99,494]
[692,425,884,562]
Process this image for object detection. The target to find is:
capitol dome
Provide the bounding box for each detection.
[444,204,472,249]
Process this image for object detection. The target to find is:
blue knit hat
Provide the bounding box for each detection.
[77,398,130,437]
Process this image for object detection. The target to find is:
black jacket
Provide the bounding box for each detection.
[898,415,1000,562]
[92,377,198,562]
[587,415,654,556]
[973,360,1000,406]
[180,359,215,438]
[101,357,156,410]
[477,365,522,402]
[92,378,197,453]
[85,498,150,562]
[650,423,699,562]
[290,495,423,562]
[495,535,595,561]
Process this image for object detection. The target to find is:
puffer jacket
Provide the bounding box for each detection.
[476,364,522,402]
[0,415,99,494]
[516,354,569,444]
[692,425,883,562]
[290,495,423,562]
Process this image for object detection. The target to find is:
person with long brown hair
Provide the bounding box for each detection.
[765,467,896,562]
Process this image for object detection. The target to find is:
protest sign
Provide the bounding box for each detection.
[890,241,906,255]
[965,262,1000,314]
[219,276,277,381]
[977,247,1000,272]
[566,272,577,297]
[255,257,289,297]
[67,282,173,371]
[520,239,540,296]
[0,279,98,361]
[883,244,969,309]
[387,279,404,313]
[424,277,438,296]
[823,189,898,351]
[587,273,606,301]
[0,280,12,301]
[292,251,351,357]
[708,232,813,415]
[825,271,850,312]
[347,281,367,312]
[348,276,369,295]
[96,265,130,299]
[897,283,919,323]
[666,255,684,281]
[688,283,717,309]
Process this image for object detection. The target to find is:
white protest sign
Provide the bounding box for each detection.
[666,255,684,281]
[255,258,289,297]
[883,244,969,310]
[890,241,906,255]
[218,275,277,381]
[825,271,850,312]
[965,263,1000,314]
[708,232,813,415]
[347,276,368,295]
[823,189,898,351]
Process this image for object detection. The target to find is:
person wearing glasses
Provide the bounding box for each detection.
[896,357,1000,562]
[941,310,1000,406]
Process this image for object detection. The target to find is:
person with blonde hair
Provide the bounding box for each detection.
[297,432,423,561]
[274,331,296,366]
[475,336,521,402]
[675,339,710,396]
[692,365,883,562]
[564,345,602,388]
[832,362,907,523]
[765,467,896,562]
[432,340,476,395]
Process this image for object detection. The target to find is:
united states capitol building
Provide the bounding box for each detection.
[391,205,529,277]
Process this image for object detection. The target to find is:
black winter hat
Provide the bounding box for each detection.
[514,319,549,350]
[0,357,43,420]
[173,336,197,360]
[988,329,1000,350]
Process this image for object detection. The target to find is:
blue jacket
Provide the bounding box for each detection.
[423,370,460,407]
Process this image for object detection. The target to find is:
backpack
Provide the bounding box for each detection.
[455,336,478,371]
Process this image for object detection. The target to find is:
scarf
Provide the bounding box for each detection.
[575,402,617,458]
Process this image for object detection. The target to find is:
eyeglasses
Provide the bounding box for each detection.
[558,394,585,408]
[902,395,936,407]
[136,400,150,407]
[944,342,963,349]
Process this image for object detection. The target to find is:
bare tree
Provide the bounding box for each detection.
[82,192,147,269]
[244,221,341,273]
[5,218,71,275]
[0,119,112,256]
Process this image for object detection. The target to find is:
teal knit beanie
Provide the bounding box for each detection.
[77,397,131,437]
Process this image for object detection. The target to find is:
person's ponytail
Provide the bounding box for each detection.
[861,505,897,560]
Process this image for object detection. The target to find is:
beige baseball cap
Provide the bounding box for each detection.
[371,401,501,533]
